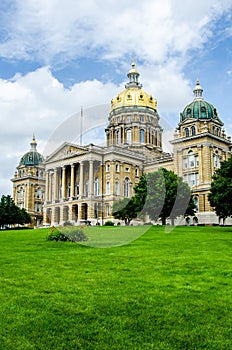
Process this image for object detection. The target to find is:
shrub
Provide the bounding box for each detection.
[47,226,88,242]
[103,220,115,226]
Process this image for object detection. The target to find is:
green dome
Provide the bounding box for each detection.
[19,136,44,166]
[180,81,220,122]
[20,151,44,166]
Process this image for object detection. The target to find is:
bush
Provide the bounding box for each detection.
[47,226,88,242]
[103,220,115,226]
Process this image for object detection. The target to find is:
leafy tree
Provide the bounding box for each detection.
[112,197,138,225]
[0,195,31,228]
[134,169,196,225]
[208,157,232,222]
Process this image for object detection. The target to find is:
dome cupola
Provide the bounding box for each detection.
[110,61,157,115]
[180,81,221,122]
[19,135,44,166]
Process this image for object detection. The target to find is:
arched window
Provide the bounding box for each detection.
[115,130,120,144]
[124,177,130,197]
[18,186,24,200]
[215,128,219,136]
[151,131,154,145]
[126,129,132,144]
[94,177,100,196]
[188,150,194,167]
[185,128,189,137]
[191,126,196,136]
[213,151,220,168]
[212,126,215,135]
[35,187,42,199]
[140,129,145,143]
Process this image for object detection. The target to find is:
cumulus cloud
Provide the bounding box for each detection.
[0,0,232,65]
[1,0,232,196]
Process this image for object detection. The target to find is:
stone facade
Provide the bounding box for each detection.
[12,63,232,226]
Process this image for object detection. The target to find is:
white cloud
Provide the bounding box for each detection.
[1,0,232,65]
[1,0,232,196]
[0,67,119,196]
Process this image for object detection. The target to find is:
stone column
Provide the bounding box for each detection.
[45,171,49,203]
[62,166,66,200]
[89,160,94,197]
[49,172,53,202]
[71,164,75,199]
[53,168,58,202]
[79,162,84,197]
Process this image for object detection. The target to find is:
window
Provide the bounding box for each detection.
[125,167,130,172]
[135,168,139,177]
[191,126,196,136]
[106,204,110,217]
[115,164,119,172]
[195,155,199,167]
[124,177,130,197]
[213,152,220,168]
[151,130,155,145]
[140,129,145,143]
[116,130,120,144]
[76,184,79,196]
[183,157,188,169]
[126,129,132,144]
[185,128,189,137]
[140,115,144,122]
[188,151,194,167]
[35,187,43,199]
[106,181,110,195]
[17,187,24,200]
[106,164,110,172]
[126,115,131,122]
[115,182,120,195]
[94,177,100,196]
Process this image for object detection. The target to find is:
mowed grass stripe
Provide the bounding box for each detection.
[0,226,231,350]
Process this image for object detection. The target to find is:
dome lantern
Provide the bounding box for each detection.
[125,59,142,89]
[193,80,203,100]
[19,135,44,167]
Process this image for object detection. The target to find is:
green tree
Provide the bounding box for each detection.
[208,157,232,222]
[112,197,138,225]
[135,169,196,225]
[0,195,31,228]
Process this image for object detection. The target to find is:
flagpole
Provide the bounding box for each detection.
[80,106,83,146]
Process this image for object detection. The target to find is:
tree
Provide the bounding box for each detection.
[208,157,232,222]
[134,169,196,225]
[0,195,31,228]
[112,197,138,225]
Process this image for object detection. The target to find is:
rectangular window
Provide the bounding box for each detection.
[106,181,110,195]
[115,182,120,195]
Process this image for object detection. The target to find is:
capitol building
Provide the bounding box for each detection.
[12,62,232,226]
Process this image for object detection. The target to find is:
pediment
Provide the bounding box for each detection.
[45,142,88,163]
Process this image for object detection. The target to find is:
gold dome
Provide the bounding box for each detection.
[110,61,157,112]
[111,88,157,111]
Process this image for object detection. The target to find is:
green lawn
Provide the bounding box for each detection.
[0,226,231,350]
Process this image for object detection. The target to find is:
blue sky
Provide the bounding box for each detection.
[0,0,232,196]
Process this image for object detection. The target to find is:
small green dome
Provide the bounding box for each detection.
[20,151,44,166]
[19,135,44,166]
[180,81,220,122]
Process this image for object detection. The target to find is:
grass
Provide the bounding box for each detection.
[0,225,231,349]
